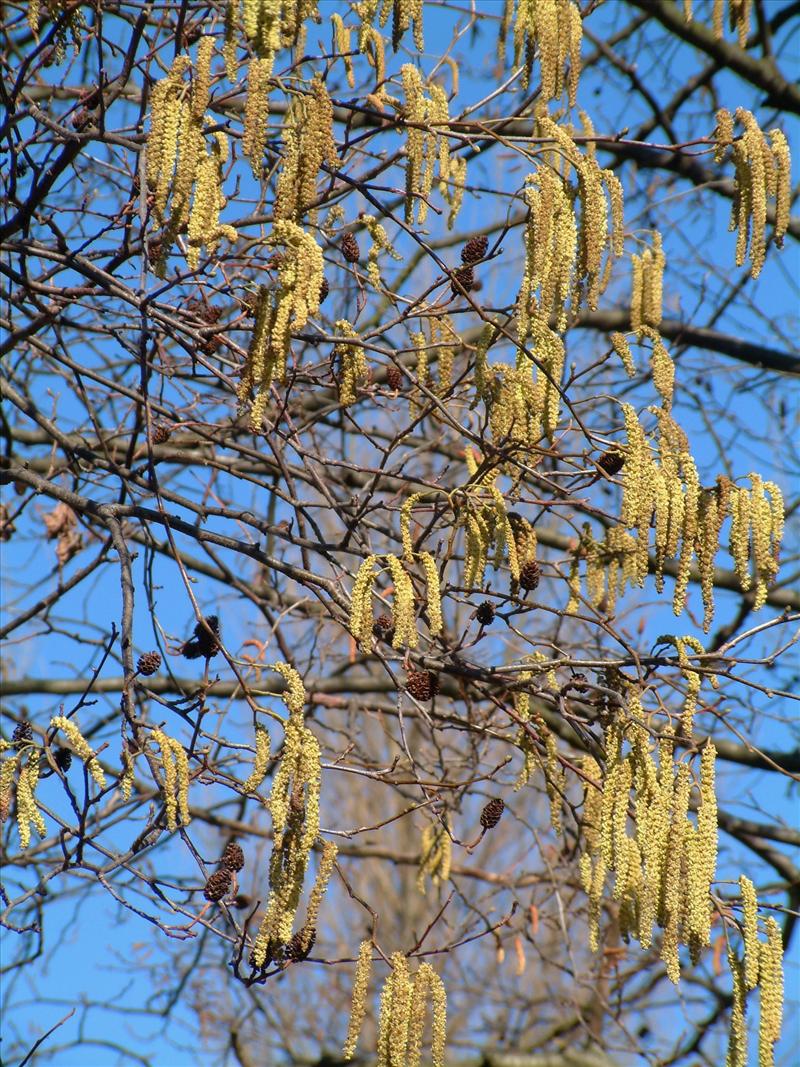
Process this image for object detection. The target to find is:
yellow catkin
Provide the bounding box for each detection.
[343,940,374,1059]
[726,945,747,1067]
[686,742,718,953]
[223,1,238,81]
[400,493,421,562]
[242,56,274,177]
[119,746,135,802]
[242,723,271,793]
[151,729,187,832]
[16,750,47,849]
[715,107,734,162]
[769,129,791,248]
[1,748,19,823]
[740,874,759,990]
[239,223,325,425]
[758,917,784,1066]
[386,554,418,649]
[303,840,338,939]
[50,715,106,788]
[192,36,214,119]
[362,213,402,291]
[335,319,369,407]
[350,555,378,649]
[661,762,691,984]
[419,552,443,637]
[331,13,355,88]
[417,822,451,891]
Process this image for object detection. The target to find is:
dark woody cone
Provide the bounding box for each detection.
[480,798,505,830]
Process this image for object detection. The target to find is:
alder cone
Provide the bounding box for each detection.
[55,747,73,771]
[480,798,505,830]
[386,367,404,391]
[475,601,496,625]
[203,868,232,902]
[150,423,172,444]
[137,651,162,676]
[318,277,330,303]
[12,721,33,745]
[340,232,360,263]
[518,560,541,591]
[220,841,245,872]
[285,927,316,962]
[462,234,488,264]
[406,670,439,701]
[451,264,474,297]
[372,614,395,641]
[598,449,625,476]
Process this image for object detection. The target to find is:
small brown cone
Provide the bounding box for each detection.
[451,264,474,297]
[475,601,495,626]
[220,841,245,872]
[598,450,625,476]
[204,868,233,902]
[519,560,541,591]
[462,234,488,264]
[480,798,505,830]
[137,651,162,676]
[406,670,438,702]
[386,366,404,391]
[340,233,360,263]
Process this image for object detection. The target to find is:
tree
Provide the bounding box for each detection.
[1,1,797,1065]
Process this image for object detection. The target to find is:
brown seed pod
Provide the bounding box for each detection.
[406,669,439,702]
[518,560,541,591]
[340,232,360,263]
[386,366,404,391]
[136,651,162,676]
[475,601,496,626]
[480,797,505,830]
[285,927,316,962]
[372,614,395,641]
[150,422,172,445]
[220,841,245,872]
[318,277,330,303]
[203,867,233,903]
[462,234,488,264]
[182,615,220,660]
[12,721,33,745]
[54,746,73,771]
[451,264,474,297]
[597,449,625,476]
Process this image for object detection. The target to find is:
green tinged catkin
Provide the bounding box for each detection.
[350,554,378,649]
[416,821,451,891]
[758,917,784,1067]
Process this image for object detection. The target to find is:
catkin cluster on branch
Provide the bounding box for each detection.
[456,467,522,591]
[361,214,403,291]
[520,122,623,330]
[499,0,582,104]
[683,0,752,47]
[603,407,785,630]
[630,231,665,331]
[349,546,442,652]
[273,76,338,220]
[28,0,85,62]
[578,699,720,985]
[146,46,236,273]
[241,723,271,793]
[400,65,465,227]
[1,740,47,850]
[333,319,369,406]
[151,728,191,832]
[355,953,446,1067]
[714,108,791,278]
[50,715,106,788]
[725,876,785,1067]
[238,222,325,427]
[251,664,327,967]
